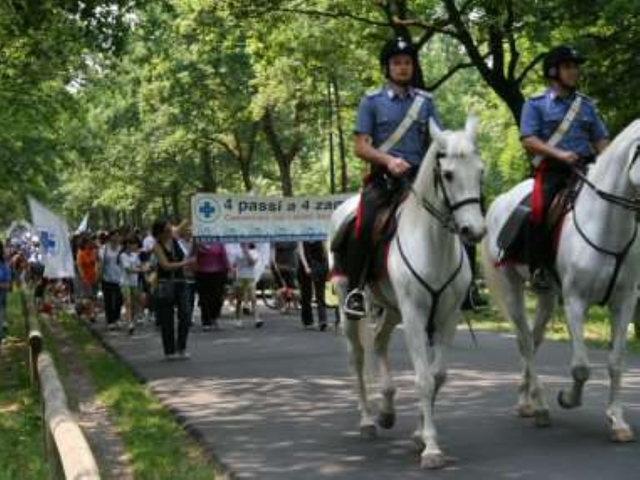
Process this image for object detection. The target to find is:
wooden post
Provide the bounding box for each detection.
[28,328,43,389]
[38,353,101,479]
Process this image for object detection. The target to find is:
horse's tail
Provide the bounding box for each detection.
[480,236,511,322]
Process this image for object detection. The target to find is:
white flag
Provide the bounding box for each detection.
[76,213,89,234]
[28,197,76,279]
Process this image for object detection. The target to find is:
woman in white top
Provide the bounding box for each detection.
[119,235,147,335]
[233,243,262,328]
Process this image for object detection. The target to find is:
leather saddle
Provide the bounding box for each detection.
[497,187,575,265]
[331,193,406,280]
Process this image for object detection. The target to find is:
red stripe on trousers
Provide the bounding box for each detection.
[355,197,364,240]
[531,160,548,224]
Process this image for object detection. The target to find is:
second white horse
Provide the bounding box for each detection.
[482,120,640,441]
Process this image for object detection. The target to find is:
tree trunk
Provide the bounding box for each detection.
[161,196,169,217]
[500,83,526,126]
[200,147,217,192]
[240,163,253,193]
[262,108,300,197]
[101,208,111,229]
[170,183,180,220]
[327,78,336,194]
[279,159,294,197]
[134,206,143,228]
[331,75,348,193]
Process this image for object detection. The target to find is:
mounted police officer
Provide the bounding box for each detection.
[520,45,610,289]
[343,36,442,318]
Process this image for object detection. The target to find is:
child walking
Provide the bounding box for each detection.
[119,236,146,335]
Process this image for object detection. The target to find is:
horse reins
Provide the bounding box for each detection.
[399,152,481,344]
[410,153,482,234]
[396,234,466,346]
[569,145,640,305]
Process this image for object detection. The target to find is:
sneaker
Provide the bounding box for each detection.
[531,268,551,292]
[344,289,366,320]
[107,324,118,331]
[177,350,190,360]
[254,318,264,329]
[319,323,328,332]
[202,325,212,332]
[164,353,178,361]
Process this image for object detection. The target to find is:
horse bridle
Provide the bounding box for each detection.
[569,143,640,305]
[399,150,481,345]
[572,144,640,212]
[411,151,482,233]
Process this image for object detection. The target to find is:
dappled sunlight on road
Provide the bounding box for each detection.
[98,309,640,479]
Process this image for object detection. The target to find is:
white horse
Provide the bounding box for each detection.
[482,120,640,440]
[330,117,485,469]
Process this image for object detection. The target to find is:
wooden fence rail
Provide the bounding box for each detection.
[20,289,101,480]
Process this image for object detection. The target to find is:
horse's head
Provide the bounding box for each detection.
[428,116,486,244]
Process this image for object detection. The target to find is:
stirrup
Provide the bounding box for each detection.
[530,268,551,292]
[343,289,366,320]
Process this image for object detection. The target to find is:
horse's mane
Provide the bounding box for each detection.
[590,119,640,179]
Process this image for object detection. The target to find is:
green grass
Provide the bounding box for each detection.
[0,292,49,480]
[467,295,640,354]
[55,312,222,480]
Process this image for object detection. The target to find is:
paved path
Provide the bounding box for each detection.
[94,308,640,479]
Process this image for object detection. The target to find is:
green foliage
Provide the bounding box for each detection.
[0,294,48,480]
[2,0,638,229]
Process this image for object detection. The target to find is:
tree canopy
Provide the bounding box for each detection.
[1,0,638,229]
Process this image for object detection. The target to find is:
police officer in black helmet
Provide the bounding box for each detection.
[520,45,610,290]
[342,37,443,319]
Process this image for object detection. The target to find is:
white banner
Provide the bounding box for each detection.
[192,193,350,242]
[28,197,76,279]
[75,212,89,234]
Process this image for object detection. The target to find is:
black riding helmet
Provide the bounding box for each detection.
[379,36,418,77]
[543,45,586,79]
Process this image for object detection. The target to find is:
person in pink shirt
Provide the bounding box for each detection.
[195,241,229,330]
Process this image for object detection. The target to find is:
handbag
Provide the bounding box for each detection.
[156,279,175,303]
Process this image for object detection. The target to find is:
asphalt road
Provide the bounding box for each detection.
[94,307,640,479]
